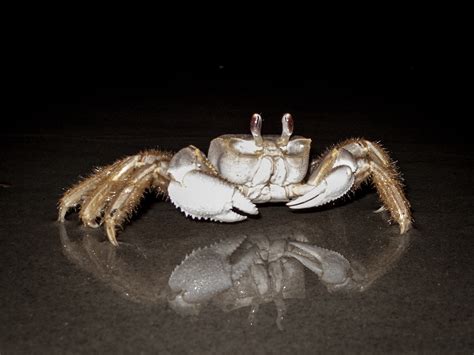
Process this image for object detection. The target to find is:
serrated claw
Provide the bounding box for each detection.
[168,172,258,222]
[213,190,259,222]
[287,166,354,209]
[213,211,247,222]
[232,190,259,215]
[167,147,258,222]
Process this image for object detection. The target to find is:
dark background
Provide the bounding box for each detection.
[13,17,452,126]
[23,41,432,111]
[13,24,463,145]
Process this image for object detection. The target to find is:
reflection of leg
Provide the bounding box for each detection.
[358,232,412,291]
[248,303,260,327]
[58,222,116,276]
[273,296,287,331]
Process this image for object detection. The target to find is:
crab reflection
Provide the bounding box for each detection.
[59,222,411,330]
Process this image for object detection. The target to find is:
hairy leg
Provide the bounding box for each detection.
[289,138,412,233]
[58,150,172,245]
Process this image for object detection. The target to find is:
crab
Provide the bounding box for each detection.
[58,113,412,246]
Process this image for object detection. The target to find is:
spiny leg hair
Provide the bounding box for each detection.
[310,138,412,233]
[58,150,172,246]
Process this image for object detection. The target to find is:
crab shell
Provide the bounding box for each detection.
[208,134,311,202]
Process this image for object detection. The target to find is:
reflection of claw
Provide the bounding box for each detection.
[168,236,256,315]
[286,242,366,291]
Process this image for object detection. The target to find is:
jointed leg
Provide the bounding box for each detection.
[57,157,132,223]
[288,138,412,233]
[58,150,172,245]
[103,164,162,246]
[337,139,411,233]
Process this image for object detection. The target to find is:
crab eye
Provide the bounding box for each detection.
[250,113,263,146]
[282,113,294,136]
[278,113,294,146]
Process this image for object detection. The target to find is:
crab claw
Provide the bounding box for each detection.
[167,146,258,222]
[287,165,355,209]
[287,148,358,209]
[285,242,363,291]
[168,236,256,315]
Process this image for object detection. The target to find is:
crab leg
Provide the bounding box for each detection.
[58,150,172,245]
[288,138,412,234]
[103,165,157,246]
[57,157,135,222]
[79,156,141,227]
[350,139,412,233]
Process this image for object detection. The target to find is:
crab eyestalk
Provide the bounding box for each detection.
[278,113,294,146]
[250,113,263,147]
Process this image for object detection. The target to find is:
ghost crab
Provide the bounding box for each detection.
[58,113,412,245]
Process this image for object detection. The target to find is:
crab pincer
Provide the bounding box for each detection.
[167,146,259,222]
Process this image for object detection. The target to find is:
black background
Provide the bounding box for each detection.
[12,12,461,140]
